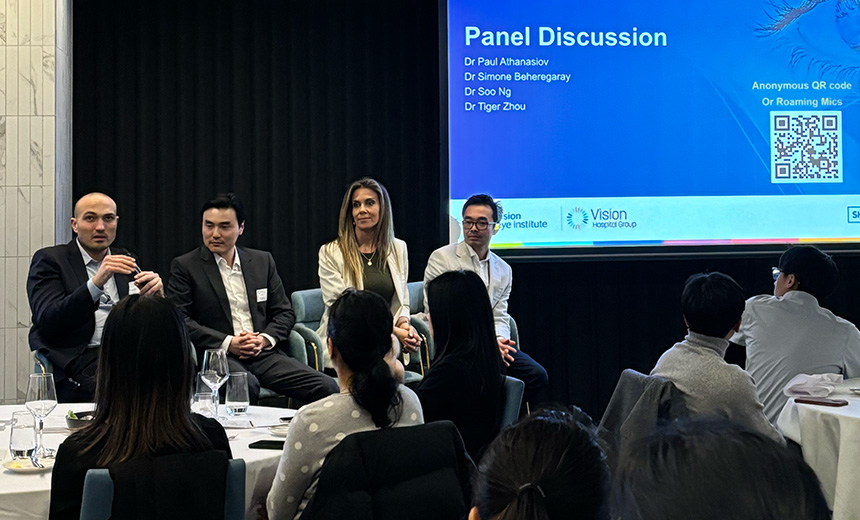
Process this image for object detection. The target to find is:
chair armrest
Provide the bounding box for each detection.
[278,330,309,366]
[293,324,324,372]
[410,316,434,373]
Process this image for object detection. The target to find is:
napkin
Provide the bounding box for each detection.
[782,373,843,397]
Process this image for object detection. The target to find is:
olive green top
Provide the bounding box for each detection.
[361,251,395,304]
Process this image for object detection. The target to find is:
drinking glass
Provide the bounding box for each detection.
[25,373,58,459]
[8,411,35,460]
[201,349,230,419]
[225,372,249,416]
[191,392,218,418]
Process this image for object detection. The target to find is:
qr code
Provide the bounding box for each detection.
[771,111,842,183]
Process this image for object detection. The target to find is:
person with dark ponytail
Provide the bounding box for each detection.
[267,289,424,520]
[470,407,610,520]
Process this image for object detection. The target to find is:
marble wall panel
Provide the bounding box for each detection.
[6,0,18,46]
[17,0,27,45]
[0,50,6,115]
[6,46,17,116]
[1,0,59,403]
[43,0,53,47]
[43,182,53,246]
[0,0,6,46]
[4,182,16,256]
[0,116,5,184]
[17,257,28,328]
[30,116,42,185]
[4,254,16,329]
[17,116,28,184]
[16,328,28,400]
[5,116,15,184]
[42,46,52,115]
[3,329,12,399]
[0,258,4,329]
[30,0,42,46]
[43,116,53,186]
[16,187,29,264]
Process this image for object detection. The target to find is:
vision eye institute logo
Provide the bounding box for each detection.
[566,207,589,230]
[566,206,638,230]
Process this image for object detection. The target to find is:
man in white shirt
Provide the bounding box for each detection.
[27,192,164,402]
[167,193,338,404]
[732,245,860,423]
[424,195,549,403]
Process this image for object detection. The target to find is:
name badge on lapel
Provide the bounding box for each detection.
[128,281,140,295]
[256,288,268,303]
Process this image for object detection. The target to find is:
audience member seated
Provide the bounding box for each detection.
[266,289,424,520]
[49,295,232,520]
[732,245,860,423]
[417,270,504,461]
[317,178,421,369]
[612,418,830,520]
[470,407,610,520]
[650,272,782,443]
[424,194,548,405]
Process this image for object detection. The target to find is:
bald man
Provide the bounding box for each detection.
[27,193,163,402]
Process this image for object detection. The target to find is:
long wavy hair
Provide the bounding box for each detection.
[333,178,397,287]
[328,289,402,428]
[76,295,211,465]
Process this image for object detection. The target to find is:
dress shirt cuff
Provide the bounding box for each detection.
[261,333,277,350]
[220,335,233,351]
[86,279,103,303]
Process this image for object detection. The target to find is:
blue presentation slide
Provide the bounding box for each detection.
[446,0,860,247]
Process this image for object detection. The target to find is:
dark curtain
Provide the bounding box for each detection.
[73,0,443,287]
[73,0,860,420]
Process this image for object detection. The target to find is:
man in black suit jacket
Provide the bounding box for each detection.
[27,193,164,402]
[167,193,337,404]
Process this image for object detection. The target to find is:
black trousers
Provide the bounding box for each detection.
[225,348,338,405]
[505,350,550,406]
[56,349,99,403]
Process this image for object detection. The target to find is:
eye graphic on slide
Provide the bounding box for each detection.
[566,207,589,230]
[759,0,860,79]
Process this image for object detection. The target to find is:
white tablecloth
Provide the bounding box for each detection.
[0,404,292,520]
[777,378,860,520]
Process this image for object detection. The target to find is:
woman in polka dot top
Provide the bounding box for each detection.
[266,289,424,520]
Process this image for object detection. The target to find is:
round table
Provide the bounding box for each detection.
[0,403,293,520]
[777,378,860,520]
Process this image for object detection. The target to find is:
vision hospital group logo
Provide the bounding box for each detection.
[566,206,639,230]
[566,207,589,230]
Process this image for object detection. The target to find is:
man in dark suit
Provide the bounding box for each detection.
[167,193,338,404]
[27,192,164,402]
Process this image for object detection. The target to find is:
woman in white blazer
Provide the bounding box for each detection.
[318,178,420,368]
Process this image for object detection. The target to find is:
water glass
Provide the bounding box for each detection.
[25,373,57,459]
[9,412,36,460]
[201,349,230,419]
[191,392,218,419]
[225,372,250,416]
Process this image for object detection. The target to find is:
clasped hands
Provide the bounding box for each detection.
[393,318,421,353]
[92,254,163,296]
[229,331,271,359]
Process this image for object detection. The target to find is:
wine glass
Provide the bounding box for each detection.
[25,373,58,459]
[201,349,230,420]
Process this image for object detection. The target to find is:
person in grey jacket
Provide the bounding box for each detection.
[651,272,783,444]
